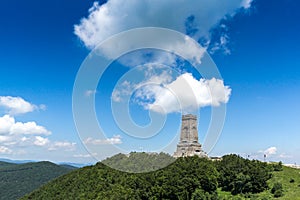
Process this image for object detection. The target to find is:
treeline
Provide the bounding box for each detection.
[22,154,278,200]
[216,155,272,195]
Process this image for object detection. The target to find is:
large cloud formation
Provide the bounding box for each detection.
[0,96,76,155]
[113,71,231,114]
[74,0,252,50]
[75,1,247,114]
[147,73,231,113]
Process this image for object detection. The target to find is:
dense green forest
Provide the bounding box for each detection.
[21,153,297,200]
[102,152,176,173]
[0,161,75,200]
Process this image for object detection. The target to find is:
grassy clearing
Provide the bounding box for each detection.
[217,166,300,199]
[266,166,300,199]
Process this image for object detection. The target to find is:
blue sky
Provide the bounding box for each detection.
[0,0,299,164]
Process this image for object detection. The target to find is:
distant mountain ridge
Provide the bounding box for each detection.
[0,158,36,164]
[0,160,76,200]
[58,162,94,168]
[0,158,92,168]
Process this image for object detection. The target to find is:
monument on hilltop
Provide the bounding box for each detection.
[173,114,207,158]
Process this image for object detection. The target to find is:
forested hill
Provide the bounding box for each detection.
[21,153,295,200]
[102,152,176,173]
[0,161,75,200]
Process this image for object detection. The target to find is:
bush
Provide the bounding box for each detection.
[271,182,284,198]
[271,182,282,194]
[273,161,283,171]
[274,189,283,198]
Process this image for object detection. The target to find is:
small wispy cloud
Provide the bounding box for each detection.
[263,146,277,156]
[279,153,292,159]
[111,64,174,103]
[85,90,97,97]
[209,33,231,55]
[84,135,122,145]
[73,153,97,158]
[48,141,76,151]
[241,0,253,9]
[0,146,12,154]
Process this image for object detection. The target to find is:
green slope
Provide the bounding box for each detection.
[0,161,17,169]
[0,161,75,200]
[22,153,283,200]
[102,152,176,173]
[20,153,300,200]
[262,166,300,199]
[217,166,300,200]
[22,155,219,200]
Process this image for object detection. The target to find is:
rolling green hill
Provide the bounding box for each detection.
[102,152,176,173]
[217,165,300,200]
[0,161,16,169]
[0,161,75,200]
[259,166,300,200]
[21,155,219,200]
[22,153,296,200]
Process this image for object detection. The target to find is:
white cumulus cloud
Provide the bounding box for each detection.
[115,73,231,114]
[154,74,231,113]
[0,96,45,115]
[0,115,51,135]
[33,136,50,146]
[0,97,77,156]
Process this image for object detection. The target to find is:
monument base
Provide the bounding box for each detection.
[173,142,207,158]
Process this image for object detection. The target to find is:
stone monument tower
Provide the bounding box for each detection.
[173,114,207,158]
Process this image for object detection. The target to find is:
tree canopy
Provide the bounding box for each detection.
[22,153,275,200]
